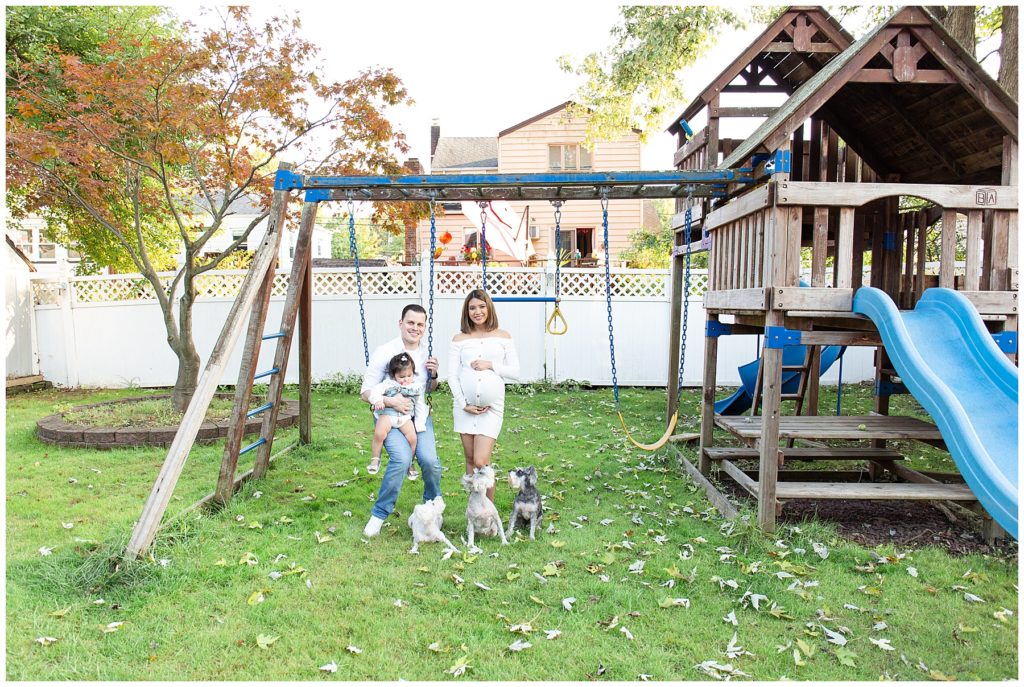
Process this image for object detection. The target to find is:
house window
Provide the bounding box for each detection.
[232,228,248,251]
[548,144,593,171]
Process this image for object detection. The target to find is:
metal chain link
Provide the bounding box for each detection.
[552,200,563,302]
[427,194,438,406]
[478,202,489,292]
[677,193,694,393]
[348,194,369,366]
[600,190,620,407]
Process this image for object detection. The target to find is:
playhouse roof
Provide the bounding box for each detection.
[720,6,1018,185]
[668,6,854,136]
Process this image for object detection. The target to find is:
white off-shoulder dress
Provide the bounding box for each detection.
[448,335,520,439]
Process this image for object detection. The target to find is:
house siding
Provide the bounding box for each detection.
[417,105,646,265]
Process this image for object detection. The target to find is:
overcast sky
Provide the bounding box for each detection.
[183,2,765,172]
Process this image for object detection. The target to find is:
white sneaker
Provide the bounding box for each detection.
[363,516,385,538]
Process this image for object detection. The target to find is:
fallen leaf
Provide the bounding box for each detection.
[256,634,279,649]
[562,597,576,612]
[620,626,634,640]
[35,636,58,646]
[319,661,337,673]
[821,626,848,646]
[314,531,332,544]
[347,645,362,654]
[544,629,561,640]
[659,597,691,608]
[445,655,471,677]
[834,646,858,667]
[869,637,895,651]
[101,621,124,634]
[38,546,54,557]
[722,610,738,625]
[49,607,72,618]
[247,589,271,606]
[508,639,532,652]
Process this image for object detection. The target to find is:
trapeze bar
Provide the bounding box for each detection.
[275,169,751,201]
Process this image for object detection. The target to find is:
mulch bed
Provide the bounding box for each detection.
[714,476,1016,558]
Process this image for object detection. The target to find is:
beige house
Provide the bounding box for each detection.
[418,102,659,266]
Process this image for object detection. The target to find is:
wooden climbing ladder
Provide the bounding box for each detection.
[126,163,314,558]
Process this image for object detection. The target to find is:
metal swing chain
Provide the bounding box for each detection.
[676,193,695,396]
[600,190,620,408]
[348,194,369,366]
[478,201,489,292]
[544,200,568,336]
[427,194,438,406]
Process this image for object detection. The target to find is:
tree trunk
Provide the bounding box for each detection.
[999,6,1018,100]
[942,5,977,56]
[170,281,200,411]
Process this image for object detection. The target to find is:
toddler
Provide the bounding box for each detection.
[366,352,427,480]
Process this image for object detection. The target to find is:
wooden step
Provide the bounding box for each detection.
[705,447,904,462]
[715,415,943,441]
[6,374,44,388]
[774,481,976,501]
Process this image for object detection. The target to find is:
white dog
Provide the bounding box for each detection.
[407,496,459,555]
[462,466,509,549]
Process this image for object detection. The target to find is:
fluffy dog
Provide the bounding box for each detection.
[506,466,544,540]
[462,466,508,549]
[407,496,459,555]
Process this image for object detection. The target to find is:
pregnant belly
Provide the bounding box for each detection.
[459,368,504,408]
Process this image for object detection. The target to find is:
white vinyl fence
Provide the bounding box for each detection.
[27,264,876,389]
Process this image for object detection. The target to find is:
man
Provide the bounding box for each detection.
[360,304,442,537]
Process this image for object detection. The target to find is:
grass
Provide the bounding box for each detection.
[59,395,249,428]
[6,383,1018,680]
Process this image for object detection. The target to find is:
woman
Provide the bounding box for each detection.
[448,289,520,502]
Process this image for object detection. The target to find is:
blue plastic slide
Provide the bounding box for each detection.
[714,344,846,416]
[853,287,1018,539]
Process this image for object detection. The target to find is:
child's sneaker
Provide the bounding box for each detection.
[407,463,418,481]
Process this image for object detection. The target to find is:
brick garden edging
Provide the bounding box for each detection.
[36,394,299,450]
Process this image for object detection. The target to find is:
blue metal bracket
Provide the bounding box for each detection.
[883,232,897,250]
[706,321,732,338]
[679,118,694,140]
[875,379,908,396]
[304,189,331,203]
[763,150,791,176]
[764,326,801,348]
[274,169,303,191]
[992,331,1018,353]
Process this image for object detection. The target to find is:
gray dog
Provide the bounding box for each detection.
[506,466,543,540]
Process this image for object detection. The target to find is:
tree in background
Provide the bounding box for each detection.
[7,7,416,410]
[620,199,708,269]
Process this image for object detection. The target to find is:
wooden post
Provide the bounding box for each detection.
[699,314,720,476]
[915,210,928,304]
[253,201,318,479]
[852,211,865,290]
[125,162,293,558]
[757,333,783,532]
[666,251,685,422]
[836,207,855,289]
[213,256,279,508]
[902,211,915,307]
[707,94,720,167]
[939,209,958,289]
[804,345,822,416]
[299,246,313,445]
[988,210,1010,292]
[811,207,829,286]
[965,210,983,291]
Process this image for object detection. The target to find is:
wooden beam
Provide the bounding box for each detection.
[713,106,777,118]
[836,207,855,288]
[673,128,708,167]
[675,449,739,519]
[939,209,958,288]
[772,287,854,311]
[698,314,720,475]
[719,459,759,497]
[704,288,766,311]
[666,251,685,422]
[125,163,294,558]
[765,41,839,53]
[811,207,829,286]
[707,185,772,231]
[776,182,1018,210]
[964,210,983,291]
[959,290,1018,314]
[299,246,313,445]
[848,68,957,84]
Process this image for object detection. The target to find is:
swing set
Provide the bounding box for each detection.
[126,165,753,557]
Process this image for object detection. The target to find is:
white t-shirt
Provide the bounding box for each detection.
[360,336,432,419]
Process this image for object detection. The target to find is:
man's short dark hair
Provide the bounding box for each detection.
[401,304,427,320]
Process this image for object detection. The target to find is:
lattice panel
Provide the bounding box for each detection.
[32,281,62,306]
[314,269,418,296]
[193,272,247,299]
[72,276,171,303]
[559,270,669,298]
[434,269,546,296]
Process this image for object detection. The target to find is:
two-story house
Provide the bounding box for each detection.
[419,102,659,266]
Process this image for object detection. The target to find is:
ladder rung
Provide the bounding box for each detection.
[239,437,267,456]
[781,393,803,400]
[781,365,807,371]
[247,402,273,418]
[262,331,286,340]
[254,367,279,380]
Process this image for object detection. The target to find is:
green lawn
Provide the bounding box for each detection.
[6,383,1018,680]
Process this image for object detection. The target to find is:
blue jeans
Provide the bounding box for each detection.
[371,416,442,520]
